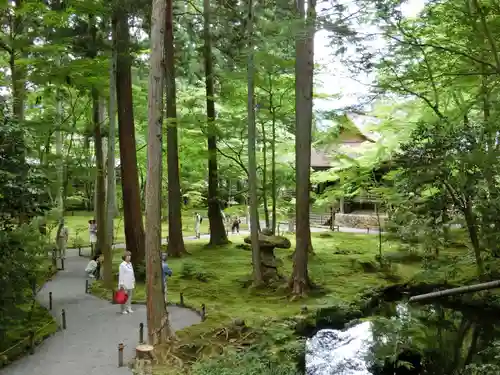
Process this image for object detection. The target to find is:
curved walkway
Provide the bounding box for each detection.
[0,249,201,375]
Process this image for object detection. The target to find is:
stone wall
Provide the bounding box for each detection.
[334,213,387,229]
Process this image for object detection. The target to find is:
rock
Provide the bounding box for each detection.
[233,318,246,327]
[244,233,291,249]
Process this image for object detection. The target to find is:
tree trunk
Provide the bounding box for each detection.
[463,201,485,278]
[165,0,186,257]
[271,107,277,234]
[55,88,64,217]
[203,0,229,246]
[145,0,174,344]
[10,0,25,124]
[113,5,146,266]
[260,121,270,229]
[106,40,118,251]
[409,280,500,303]
[246,0,262,285]
[92,87,109,273]
[289,0,315,296]
[88,14,111,286]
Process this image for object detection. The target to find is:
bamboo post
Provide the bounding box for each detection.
[85,279,89,294]
[201,304,206,321]
[409,280,500,303]
[179,292,184,306]
[49,292,53,310]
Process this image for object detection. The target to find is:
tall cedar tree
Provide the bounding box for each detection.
[113,3,146,266]
[203,0,229,246]
[165,0,187,256]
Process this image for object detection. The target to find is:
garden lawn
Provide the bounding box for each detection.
[91,232,419,328]
[90,229,488,330]
[60,206,249,248]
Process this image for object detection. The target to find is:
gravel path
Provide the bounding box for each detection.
[0,249,201,375]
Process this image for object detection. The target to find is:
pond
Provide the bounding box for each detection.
[305,301,500,375]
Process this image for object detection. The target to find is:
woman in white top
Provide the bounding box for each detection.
[88,219,97,252]
[85,255,99,279]
[118,251,135,314]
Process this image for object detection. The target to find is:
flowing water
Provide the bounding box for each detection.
[305,304,412,375]
[305,321,373,375]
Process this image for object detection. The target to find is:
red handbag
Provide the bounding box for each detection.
[114,289,128,305]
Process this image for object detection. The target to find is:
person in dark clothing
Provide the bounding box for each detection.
[231,216,241,234]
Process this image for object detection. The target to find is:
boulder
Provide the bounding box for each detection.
[243,232,291,249]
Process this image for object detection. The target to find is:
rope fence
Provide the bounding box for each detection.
[0,318,57,361]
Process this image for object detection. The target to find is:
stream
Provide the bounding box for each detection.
[305,302,500,375]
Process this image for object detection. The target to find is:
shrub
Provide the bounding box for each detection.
[191,348,301,375]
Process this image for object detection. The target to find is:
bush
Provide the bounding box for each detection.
[180,261,217,282]
[191,348,301,375]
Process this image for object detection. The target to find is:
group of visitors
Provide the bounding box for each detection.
[193,211,242,238]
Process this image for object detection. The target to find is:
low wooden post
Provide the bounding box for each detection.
[118,343,124,367]
[29,330,35,355]
[179,292,184,306]
[61,309,66,330]
[78,247,82,256]
[49,292,53,310]
[85,279,89,294]
[135,344,154,375]
[201,304,206,321]
[139,322,144,344]
[60,258,65,270]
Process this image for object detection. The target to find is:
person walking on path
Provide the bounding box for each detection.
[88,219,97,254]
[231,216,241,234]
[118,251,135,314]
[194,212,202,239]
[56,219,69,259]
[161,253,173,304]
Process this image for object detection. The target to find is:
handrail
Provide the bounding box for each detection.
[0,319,56,358]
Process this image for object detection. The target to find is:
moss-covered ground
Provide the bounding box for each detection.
[90,229,496,374]
[1,261,59,368]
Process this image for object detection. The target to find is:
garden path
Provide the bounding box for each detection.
[0,249,201,375]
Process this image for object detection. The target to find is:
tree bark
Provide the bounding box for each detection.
[106,37,118,249]
[289,0,315,296]
[89,14,111,286]
[246,0,263,285]
[55,87,64,217]
[270,106,277,234]
[145,0,174,345]
[260,120,270,229]
[113,5,146,266]
[409,280,500,303]
[165,0,186,257]
[203,0,229,246]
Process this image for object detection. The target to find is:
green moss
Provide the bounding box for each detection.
[0,303,58,368]
[91,229,488,374]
